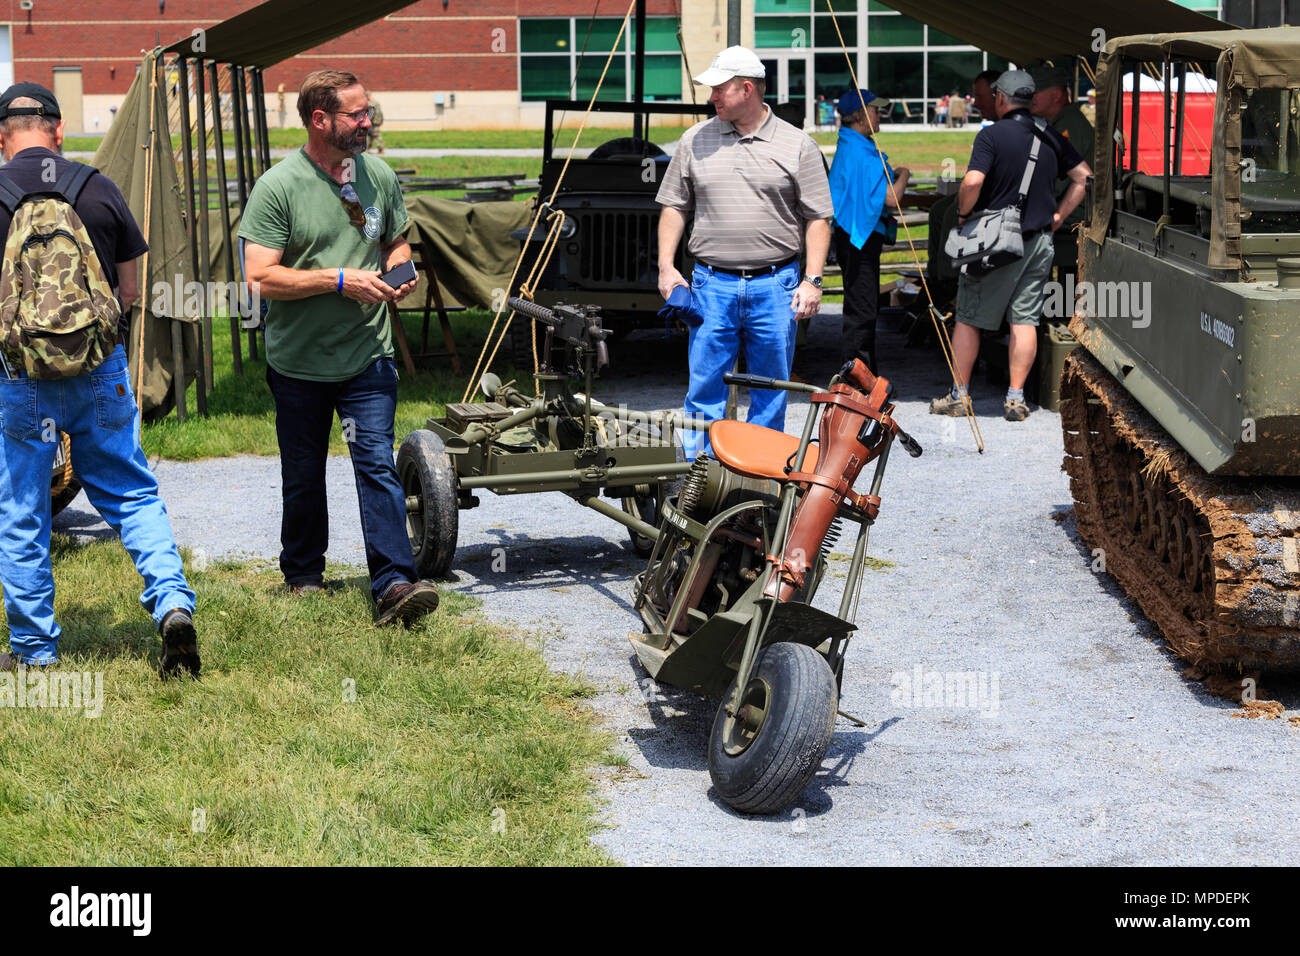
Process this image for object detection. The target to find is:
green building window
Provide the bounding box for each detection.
[519,16,683,102]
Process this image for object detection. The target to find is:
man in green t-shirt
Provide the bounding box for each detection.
[241,69,439,627]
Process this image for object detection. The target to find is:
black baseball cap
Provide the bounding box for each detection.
[0,82,61,120]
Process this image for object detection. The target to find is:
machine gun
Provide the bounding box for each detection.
[507,297,610,376]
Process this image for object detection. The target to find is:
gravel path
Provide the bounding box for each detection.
[55,312,1300,865]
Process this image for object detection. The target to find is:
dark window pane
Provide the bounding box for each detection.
[755,15,813,48]
[868,14,924,46]
[520,18,570,54]
[574,17,628,52]
[577,54,628,100]
[815,15,855,47]
[757,0,811,11]
[928,51,985,98]
[521,55,571,101]
[813,51,855,102]
[868,51,923,113]
[927,26,965,45]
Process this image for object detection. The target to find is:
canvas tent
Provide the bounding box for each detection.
[870,0,1231,64]
[93,48,200,420]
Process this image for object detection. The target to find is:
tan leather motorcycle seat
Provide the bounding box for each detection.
[709,419,820,481]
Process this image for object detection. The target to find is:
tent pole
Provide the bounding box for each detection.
[253,68,271,173]
[194,57,214,392]
[230,66,250,208]
[241,67,260,180]
[231,65,258,360]
[176,55,207,416]
[210,60,242,375]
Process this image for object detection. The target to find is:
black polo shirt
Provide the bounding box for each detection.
[967,109,1084,233]
[0,146,147,334]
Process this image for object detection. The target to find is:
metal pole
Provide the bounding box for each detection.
[230,66,249,208]
[1173,61,1187,177]
[176,55,206,416]
[1161,56,1171,232]
[727,0,740,47]
[253,68,271,172]
[1129,61,1141,176]
[633,0,646,142]
[241,67,260,179]
[230,66,257,360]
[194,58,214,391]
[210,61,242,375]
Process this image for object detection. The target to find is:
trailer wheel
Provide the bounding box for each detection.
[51,432,81,516]
[708,641,838,815]
[397,430,459,579]
[622,486,661,557]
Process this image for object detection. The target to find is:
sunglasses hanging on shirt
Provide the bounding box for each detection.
[340,182,366,229]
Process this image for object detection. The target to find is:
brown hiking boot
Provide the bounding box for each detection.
[374,580,440,628]
[1003,397,1031,421]
[929,392,970,416]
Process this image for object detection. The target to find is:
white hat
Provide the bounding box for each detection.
[693,46,766,87]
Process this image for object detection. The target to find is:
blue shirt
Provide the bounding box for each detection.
[828,126,894,250]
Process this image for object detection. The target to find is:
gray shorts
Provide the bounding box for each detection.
[955,229,1055,331]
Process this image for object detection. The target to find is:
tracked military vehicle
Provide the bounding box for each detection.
[1061,28,1300,671]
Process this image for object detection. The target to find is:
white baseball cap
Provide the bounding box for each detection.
[693,46,766,87]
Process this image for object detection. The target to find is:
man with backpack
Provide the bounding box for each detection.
[0,82,199,678]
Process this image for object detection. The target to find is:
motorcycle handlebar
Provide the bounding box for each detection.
[721,372,819,393]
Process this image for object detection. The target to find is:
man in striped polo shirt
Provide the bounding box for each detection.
[656,46,833,460]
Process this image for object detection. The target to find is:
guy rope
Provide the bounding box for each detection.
[460,0,639,403]
[824,0,985,454]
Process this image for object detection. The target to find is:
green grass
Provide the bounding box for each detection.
[66,126,693,155]
[0,536,615,865]
[143,308,525,461]
[814,128,979,172]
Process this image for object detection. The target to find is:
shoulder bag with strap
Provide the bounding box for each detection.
[944,115,1049,274]
[0,162,122,379]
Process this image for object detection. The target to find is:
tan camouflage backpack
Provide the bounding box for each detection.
[0,163,122,379]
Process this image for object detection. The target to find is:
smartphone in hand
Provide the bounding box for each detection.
[379,259,417,289]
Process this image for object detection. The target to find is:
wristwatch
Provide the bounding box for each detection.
[802,274,823,288]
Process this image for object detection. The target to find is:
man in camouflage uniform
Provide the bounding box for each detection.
[1030,63,1096,288]
[0,83,199,677]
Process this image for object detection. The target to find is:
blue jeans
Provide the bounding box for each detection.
[266,357,416,603]
[683,261,800,459]
[0,346,195,665]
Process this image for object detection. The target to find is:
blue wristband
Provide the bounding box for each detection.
[337,268,344,292]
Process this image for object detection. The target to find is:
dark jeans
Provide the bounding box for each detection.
[834,226,885,371]
[266,357,416,603]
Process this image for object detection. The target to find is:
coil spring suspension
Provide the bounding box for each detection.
[819,517,843,560]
